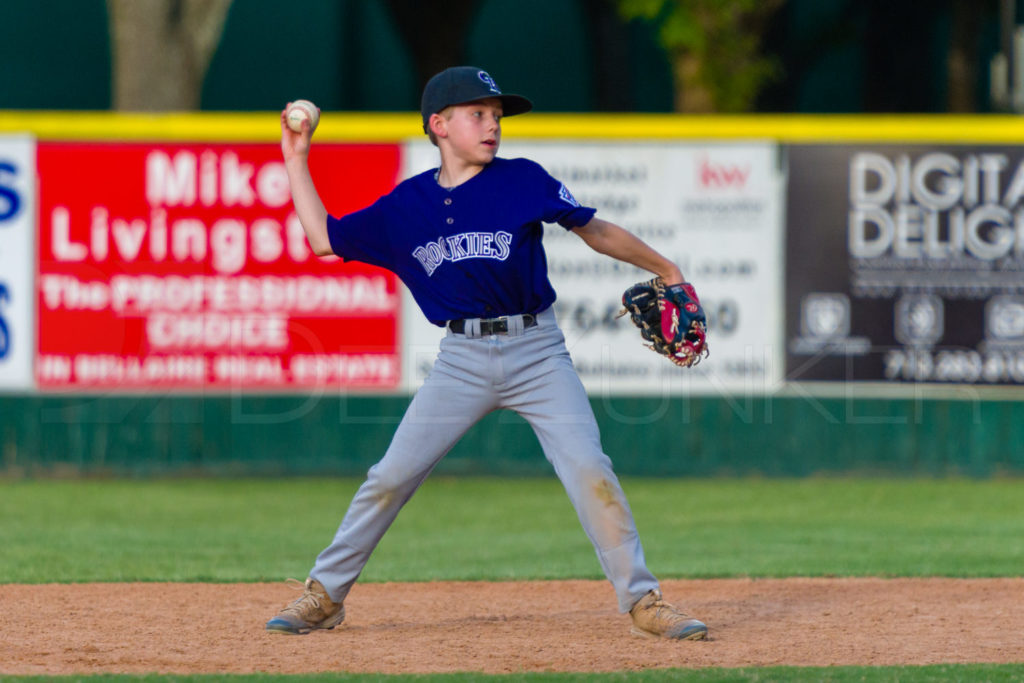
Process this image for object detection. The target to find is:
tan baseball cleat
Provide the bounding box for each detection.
[265,578,345,635]
[629,589,708,640]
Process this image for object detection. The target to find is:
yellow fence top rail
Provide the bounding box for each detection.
[2,111,1024,144]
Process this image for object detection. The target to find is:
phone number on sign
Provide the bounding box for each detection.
[555,298,739,336]
[884,349,1024,383]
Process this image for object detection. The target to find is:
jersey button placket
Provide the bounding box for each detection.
[444,197,454,226]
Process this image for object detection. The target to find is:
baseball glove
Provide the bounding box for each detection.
[618,277,708,368]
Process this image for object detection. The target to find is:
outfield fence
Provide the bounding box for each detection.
[2,113,1023,477]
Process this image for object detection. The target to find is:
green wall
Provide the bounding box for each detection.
[2,0,1002,114]
[3,395,1022,478]
[0,0,671,113]
[0,1,111,109]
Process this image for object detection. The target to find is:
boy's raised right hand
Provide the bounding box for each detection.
[281,103,315,162]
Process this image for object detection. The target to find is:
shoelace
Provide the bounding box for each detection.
[281,578,326,616]
[652,599,688,621]
[641,592,690,622]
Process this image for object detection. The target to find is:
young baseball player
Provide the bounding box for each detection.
[266,66,708,641]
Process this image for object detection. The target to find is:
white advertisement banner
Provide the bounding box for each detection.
[0,136,35,390]
[401,140,784,396]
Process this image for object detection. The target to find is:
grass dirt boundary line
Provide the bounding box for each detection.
[0,577,1021,675]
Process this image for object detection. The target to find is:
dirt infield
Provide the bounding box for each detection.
[1,578,1022,675]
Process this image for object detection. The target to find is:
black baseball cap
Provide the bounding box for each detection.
[421,66,533,133]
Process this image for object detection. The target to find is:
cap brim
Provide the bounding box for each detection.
[496,94,533,117]
[454,93,533,117]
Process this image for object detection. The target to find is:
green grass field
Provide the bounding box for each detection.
[1,477,1022,681]
[2,477,1023,582]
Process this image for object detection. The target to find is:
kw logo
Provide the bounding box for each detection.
[697,154,750,190]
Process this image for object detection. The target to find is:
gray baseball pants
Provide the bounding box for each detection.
[309,307,659,613]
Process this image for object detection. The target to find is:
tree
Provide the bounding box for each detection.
[947,0,1000,112]
[583,0,637,111]
[107,0,233,111]
[385,0,481,94]
[854,0,996,113]
[616,0,784,113]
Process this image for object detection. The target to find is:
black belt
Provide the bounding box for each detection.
[448,314,537,335]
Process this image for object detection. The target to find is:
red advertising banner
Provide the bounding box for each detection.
[36,142,402,390]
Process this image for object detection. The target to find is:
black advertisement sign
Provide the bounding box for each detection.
[786,145,1024,384]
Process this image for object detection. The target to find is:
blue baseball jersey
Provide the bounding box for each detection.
[327,157,596,325]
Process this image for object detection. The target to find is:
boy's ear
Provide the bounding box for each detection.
[428,113,448,139]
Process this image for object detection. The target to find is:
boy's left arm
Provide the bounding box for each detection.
[572,217,684,284]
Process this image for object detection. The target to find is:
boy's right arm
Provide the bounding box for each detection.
[281,106,332,256]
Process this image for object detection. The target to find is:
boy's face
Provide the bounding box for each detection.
[433,98,503,166]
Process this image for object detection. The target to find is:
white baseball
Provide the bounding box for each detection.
[286,100,319,133]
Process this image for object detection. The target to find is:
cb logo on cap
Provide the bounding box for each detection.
[478,71,501,94]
